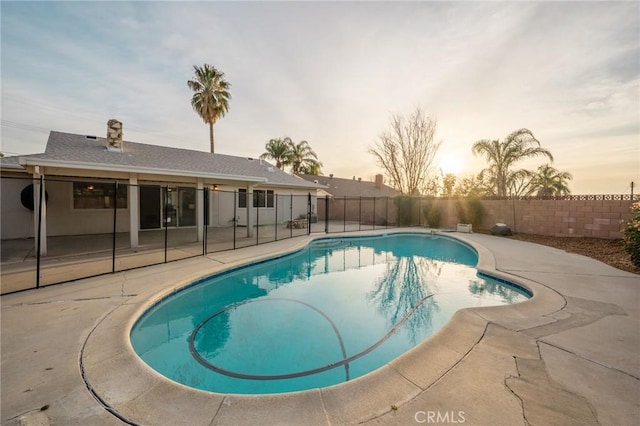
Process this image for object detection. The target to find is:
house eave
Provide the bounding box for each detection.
[17,158,268,184]
[255,181,323,190]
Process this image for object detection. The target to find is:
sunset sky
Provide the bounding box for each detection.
[2,1,638,194]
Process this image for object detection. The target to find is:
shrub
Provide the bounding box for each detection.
[423,200,442,228]
[394,195,415,226]
[623,201,640,267]
[455,197,486,230]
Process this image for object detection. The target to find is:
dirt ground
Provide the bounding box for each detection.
[505,233,640,275]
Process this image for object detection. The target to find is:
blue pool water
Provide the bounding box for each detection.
[130,234,530,394]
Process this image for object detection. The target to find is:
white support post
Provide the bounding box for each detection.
[196,179,204,242]
[33,168,47,256]
[246,185,254,238]
[129,173,139,248]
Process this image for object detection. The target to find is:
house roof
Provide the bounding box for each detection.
[1,131,319,189]
[297,174,399,197]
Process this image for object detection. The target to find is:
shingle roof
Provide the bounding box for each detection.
[0,155,22,169]
[298,174,399,197]
[3,132,319,189]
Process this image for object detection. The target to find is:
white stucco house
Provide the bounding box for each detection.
[0,121,320,255]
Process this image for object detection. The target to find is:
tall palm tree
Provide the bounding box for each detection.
[530,164,572,196]
[187,64,231,153]
[472,129,553,197]
[289,140,321,175]
[260,137,293,169]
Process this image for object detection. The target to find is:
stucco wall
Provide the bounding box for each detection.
[1,176,35,239]
[45,180,131,236]
[233,189,314,227]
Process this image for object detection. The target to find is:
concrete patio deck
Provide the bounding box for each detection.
[1,229,638,425]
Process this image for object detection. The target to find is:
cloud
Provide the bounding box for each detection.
[1,1,638,194]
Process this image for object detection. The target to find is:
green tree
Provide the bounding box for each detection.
[187,64,231,153]
[298,160,323,175]
[260,137,293,169]
[456,197,486,229]
[623,202,640,267]
[509,170,535,196]
[472,129,553,197]
[530,164,573,196]
[454,173,491,197]
[442,173,457,197]
[289,140,321,175]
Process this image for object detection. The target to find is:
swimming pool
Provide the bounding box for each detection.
[130,233,530,394]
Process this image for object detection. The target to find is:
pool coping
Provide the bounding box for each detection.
[79,229,567,425]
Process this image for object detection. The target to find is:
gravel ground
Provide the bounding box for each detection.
[505,233,640,275]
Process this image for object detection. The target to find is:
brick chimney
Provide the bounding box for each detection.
[375,174,384,189]
[106,119,123,152]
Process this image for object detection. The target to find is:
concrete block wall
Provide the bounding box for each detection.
[317,196,635,240]
[318,196,633,239]
[464,198,634,239]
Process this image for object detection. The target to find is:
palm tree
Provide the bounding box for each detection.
[299,160,323,175]
[530,164,572,196]
[289,140,321,175]
[508,169,535,196]
[187,64,231,153]
[260,137,293,169]
[472,129,553,197]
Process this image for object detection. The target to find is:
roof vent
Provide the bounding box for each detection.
[85,135,97,140]
[329,174,333,178]
[247,157,254,161]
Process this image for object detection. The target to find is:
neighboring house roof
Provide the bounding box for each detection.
[0,155,22,170]
[298,174,399,197]
[1,131,319,189]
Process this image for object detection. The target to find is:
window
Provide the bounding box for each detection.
[73,182,127,209]
[254,190,274,208]
[237,189,274,208]
[238,189,247,208]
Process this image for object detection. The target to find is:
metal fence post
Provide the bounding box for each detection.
[343,197,346,232]
[385,197,389,229]
[112,180,118,273]
[35,175,44,289]
[275,194,278,241]
[325,195,329,233]
[233,191,237,250]
[203,188,208,255]
[164,186,169,263]
[256,203,260,245]
[290,194,293,238]
[307,193,312,234]
[373,197,376,230]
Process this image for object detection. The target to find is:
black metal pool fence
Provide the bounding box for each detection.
[4,174,634,295]
[0,176,413,294]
